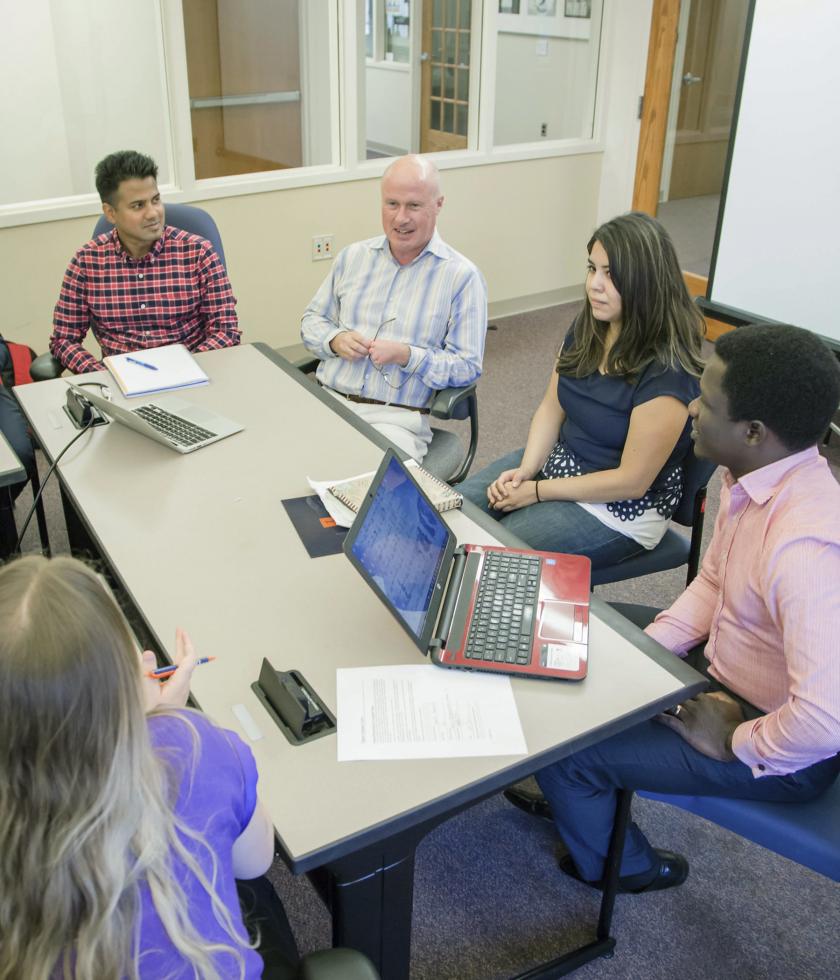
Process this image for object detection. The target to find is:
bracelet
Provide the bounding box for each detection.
[534,479,542,503]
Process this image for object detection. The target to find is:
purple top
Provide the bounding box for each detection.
[139,710,263,978]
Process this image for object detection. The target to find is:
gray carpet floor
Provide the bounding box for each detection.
[13,307,840,978]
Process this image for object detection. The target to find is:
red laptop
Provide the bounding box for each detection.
[343,450,590,681]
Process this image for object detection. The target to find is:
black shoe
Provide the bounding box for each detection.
[557,848,689,894]
[503,780,552,821]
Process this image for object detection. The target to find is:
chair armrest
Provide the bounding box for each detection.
[274,343,319,374]
[429,383,477,421]
[30,353,64,382]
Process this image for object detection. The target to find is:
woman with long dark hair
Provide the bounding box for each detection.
[461,212,705,569]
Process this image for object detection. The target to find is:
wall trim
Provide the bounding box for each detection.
[488,285,582,322]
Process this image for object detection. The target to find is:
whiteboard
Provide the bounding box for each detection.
[706,0,840,349]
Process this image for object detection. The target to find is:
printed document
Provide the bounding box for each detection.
[336,664,527,761]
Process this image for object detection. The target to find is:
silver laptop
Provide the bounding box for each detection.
[66,383,243,454]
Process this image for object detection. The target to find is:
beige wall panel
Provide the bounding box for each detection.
[1,154,600,354]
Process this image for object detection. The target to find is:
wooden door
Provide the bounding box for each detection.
[633,0,747,338]
[668,0,748,199]
[420,0,472,153]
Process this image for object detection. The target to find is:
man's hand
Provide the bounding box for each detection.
[329,330,371,361]
[656,691,744,762]
[141,628,199,712]
[369,338,410,369]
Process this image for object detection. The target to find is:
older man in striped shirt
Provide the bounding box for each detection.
[301,154,487,462]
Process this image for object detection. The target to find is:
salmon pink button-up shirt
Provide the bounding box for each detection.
[647,446,840,777]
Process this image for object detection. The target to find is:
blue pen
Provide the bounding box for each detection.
[147,656,216,679]
[126,355,158,371]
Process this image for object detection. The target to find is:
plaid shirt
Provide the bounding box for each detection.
[51,226,240,374]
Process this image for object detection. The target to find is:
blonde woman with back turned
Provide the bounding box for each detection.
[0,555,279,979]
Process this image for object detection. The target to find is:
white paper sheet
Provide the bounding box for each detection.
[336,664,528,761]
[307,460,425,529]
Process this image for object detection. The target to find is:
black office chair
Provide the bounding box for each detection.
[590,445,718,588]
[30,203,228,383]
[297,948,380,979]
[277,342,479,485]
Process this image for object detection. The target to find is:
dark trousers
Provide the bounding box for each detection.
[237,876,300,980]
[536,603,840,882]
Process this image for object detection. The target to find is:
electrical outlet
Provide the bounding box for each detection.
[540,123,548,137]
[312,235,334,261]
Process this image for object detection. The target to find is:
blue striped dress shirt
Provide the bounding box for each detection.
[300,231,487,408]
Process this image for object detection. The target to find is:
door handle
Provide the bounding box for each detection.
[682,72,703,86]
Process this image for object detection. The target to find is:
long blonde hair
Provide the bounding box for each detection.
[0,556,249,980]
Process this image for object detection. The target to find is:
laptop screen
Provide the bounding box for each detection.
[346,454,450,639]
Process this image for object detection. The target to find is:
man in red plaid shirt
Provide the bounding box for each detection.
[50,151,240,375]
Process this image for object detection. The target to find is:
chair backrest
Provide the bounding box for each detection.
[671,443,718,528]
[92,203,227,269]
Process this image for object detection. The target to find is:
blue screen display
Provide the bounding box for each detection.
[349,457,449,637]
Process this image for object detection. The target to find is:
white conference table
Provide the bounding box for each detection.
[16,344,705,978]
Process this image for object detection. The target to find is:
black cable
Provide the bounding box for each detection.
[14,416,95,553]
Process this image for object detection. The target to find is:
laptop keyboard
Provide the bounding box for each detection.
[464,552,541,665]
[134,404,216,447]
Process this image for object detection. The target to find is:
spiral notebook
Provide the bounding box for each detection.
[328,460,462,514]
[103,344,209,397]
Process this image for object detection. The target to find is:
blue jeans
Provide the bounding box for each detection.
[535,605,840,882]
[460,449,645,570]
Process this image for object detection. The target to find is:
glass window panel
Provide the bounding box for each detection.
[384,0,410,64]
[458,31,470,66]
[443,100,454,133]
[183,0,335,177]
[1,0,171,205]
[365,0,373,57]
[362,0,471,157]
[457,67,470,102]
[494,0,603,145]
[456,103,468,137]
[445,30,456,62]
[444,66,455,100]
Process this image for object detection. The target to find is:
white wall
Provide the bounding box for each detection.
[494,33,598,145]
[300,0,335,166]
[594,0,653,226]
[365,64,412,155]
[0,2,72,203]
[0,0,171,205]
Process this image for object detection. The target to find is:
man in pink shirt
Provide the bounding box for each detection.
[534,323,840,893]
